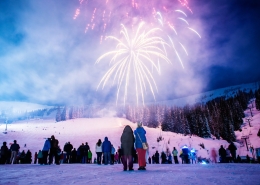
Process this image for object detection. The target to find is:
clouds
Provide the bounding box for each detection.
[0,0,259,105]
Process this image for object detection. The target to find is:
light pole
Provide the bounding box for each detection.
[246,117,253,127]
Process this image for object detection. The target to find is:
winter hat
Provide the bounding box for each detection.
[137,121,142,127]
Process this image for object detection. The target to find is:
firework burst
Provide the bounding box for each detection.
[96,23,171,105]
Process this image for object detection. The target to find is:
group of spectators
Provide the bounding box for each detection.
[0,122,148,171]
[1,123,257,169]
[0,140,33,164]
[218,143,238,163]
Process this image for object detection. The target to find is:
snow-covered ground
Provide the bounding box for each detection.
[0,164,259,185]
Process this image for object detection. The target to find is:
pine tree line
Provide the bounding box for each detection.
[55,105,117,122]
[255,86,260,110]
[125,90,255,142]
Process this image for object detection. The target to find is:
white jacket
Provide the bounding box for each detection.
[95,144,102,153]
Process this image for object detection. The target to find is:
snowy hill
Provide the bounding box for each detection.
[0,116,230,161]
[0,101,52,113]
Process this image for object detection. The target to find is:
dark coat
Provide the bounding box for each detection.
[219,146,226,157]
[228,143,237,153]
[102,137,111,153]
[120,125,135,156]
[1,144,8,156]
[10,143,20,152]
[51,138,59,149]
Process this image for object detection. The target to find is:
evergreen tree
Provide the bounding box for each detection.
[56,106,61,122]
[148,105,158,128]
[161,107,173,131]
[255,88,260,110]
[202,116,211,138]
[61,106,68,121]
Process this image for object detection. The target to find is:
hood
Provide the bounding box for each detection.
[104,137,108,141]
[123,125,133,133]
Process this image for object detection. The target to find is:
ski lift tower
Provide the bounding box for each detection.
[241,135,250,151]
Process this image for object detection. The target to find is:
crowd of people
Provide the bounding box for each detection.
[0,122,257,170]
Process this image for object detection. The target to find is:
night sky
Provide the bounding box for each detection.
[0,0,260,105]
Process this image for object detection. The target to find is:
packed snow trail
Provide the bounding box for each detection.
[0,164,259,185]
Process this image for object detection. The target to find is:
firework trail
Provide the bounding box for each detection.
[96,23,171,105]
[74,0,201,104]
[73,0,196,37]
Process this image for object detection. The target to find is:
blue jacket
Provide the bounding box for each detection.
[134,127,147,149]
[102,137,111,153]
[42,139,51,151]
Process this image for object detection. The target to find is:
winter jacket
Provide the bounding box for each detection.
[226,149,231,157]
[121,125,135,156]
[67,143,73,152]
[111,146,116,154]
[42,139,51,151]
[64,143,73,153]
[51,139,59,149]
[38,151,43,158]
[88,151,92,158]
[84,144,90,155]
[228,143,237,153]
[102,137,112,153]
[134,127,147,149]
[95,144,102,153]
[172,149,178,156]
[10,143,20,152]
[1,145,8,156]
[219,147,226,157]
